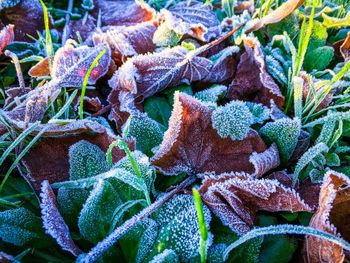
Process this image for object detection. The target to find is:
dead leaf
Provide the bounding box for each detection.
[0,0,52,41]
[305,171,350,263]
[4,86,31,107]
[17,119,134,191]
[93,21,157,66]
[92,0,156,27]
[199,173,312,234]
[340,31,350,61]
[227,37,285,108]
[247,0,304,32]
[40,180,82,256]
[0,24,14,55]
[67,15,97,42]
[28,58,50,78]
[159,0,221,42]
[151,93,279,176]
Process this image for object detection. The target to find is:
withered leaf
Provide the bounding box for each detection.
[0,0,52,41]
[247,0,304,32]
[305,171,350,263]
[151,93,276,176]
[20,119,133,191]
[199,173,312,234]
[340,31,350,61]
[92,0,156,27]
[40,180,82,256]
[0,24,14,55]
[227,37,285,108]
[28,57,50,78]
[5,43,111,123]
[159,0,221,42]
[93,21,157,66]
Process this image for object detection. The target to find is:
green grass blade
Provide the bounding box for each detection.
[39,0,54,73]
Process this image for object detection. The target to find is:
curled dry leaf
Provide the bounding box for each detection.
[0,0,52,41]
[305,171,350,263]
[199,173,312,234]
[0,24,14,55]
[227,37,285,108]
[4,43,111,123]
[158,0,221,42]
[28,58,50,78]
[40,180,82,256]
[150,93,280,176]
[340,31,350,61]
[247,0,304,32]
[93,21,157,66]
[92,0,156,27]
[18,119,133,191]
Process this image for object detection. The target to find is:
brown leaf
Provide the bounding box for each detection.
[247,0,304,32]
[0,0,52,41]
[227,37,285,108]
[340,31,350,61]
[67,15,97,42]
[305,171,350,263]
[93,21,157,66]
[19,119,134,191]
[40,180,82,256]
[199,173,312,234]
[151,92,275,176]
[0,24,14,55]
[4,86,31,107]
[92,0,156,27]
[28,58,50,78]
[159,0,221,42]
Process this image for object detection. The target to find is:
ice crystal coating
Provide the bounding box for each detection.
[260,117,301,163]
[152,194,212,261]
[78,179,122,244]
[127,113,164,156]
[249,143,280,177]
[153,23,182,47]
[245,102,270,124]
[149,249,178,263]
[194,85,227,103]
[0,0,19,9]
[211,100,253,141]
[40,181,82,256]
[0,207,50,247]
[0,24,14,55]
[69,140,110,180]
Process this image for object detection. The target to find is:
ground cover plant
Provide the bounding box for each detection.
[0,0,350,262]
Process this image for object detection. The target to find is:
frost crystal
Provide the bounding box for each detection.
[127,113,164,156]
[260,117,301,163]
[194,85,227,103]
[152,194,212,261]
[153,22,182,47]
[0,0,20,9]
[69,140,110,180]
[211,100,253,140]
[149,249,178,263]
[245,102,270,124]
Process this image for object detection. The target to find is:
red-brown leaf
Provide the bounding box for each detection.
[199,173,312,234]
[151,93,274,176]
[305,171,350,263]
[0,24,14,55]
[227,37,285,108]
[40,180,82,256]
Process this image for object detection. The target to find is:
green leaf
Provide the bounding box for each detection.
[164,84,193,106]
[151,194,212,262]
[69,140,110,180]
[144,97,172,127]
[322,12,350,28]
[245,102,270,124]
[259,235,297,263]
[149,249,179,263]
[304,46,334,72]
[194,85,227,104]
[0,207,52,247]
[127,113,164,156]
[78,180,122,244]
[260,118,301,163]
[153,23,182,47]
[325,152,340,167]
[227,237,263,263]
[267,14,299,40]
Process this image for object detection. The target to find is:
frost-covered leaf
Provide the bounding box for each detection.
[199,174,312,234]
[21,119,128,191]
[0,0,49,41]
[305,171,350,263]
[69,140,110,180]
[0,207,51,247]
[322,12,350,28]
[126,113,164,156]
[248,0,304,32]
[194,85,227,103]
[339,31,350,61]
[0,0,19,9]
[249,143,280,178]
[149,249,178,263]
[151,194,212,261]
[0,251,18,263]
[40,180,82,256]
[158,0,221,42]
[211,100,253,141]
[152,22,182,47]
[151,93,269,176]
[0,24,14,55]
[120,218,158,263]
[93,0,156,27]
[78,179,122,244]
[93,22,156,66]
[245,102,270,124]
[227,37,285,108]
[260,118,301,163]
